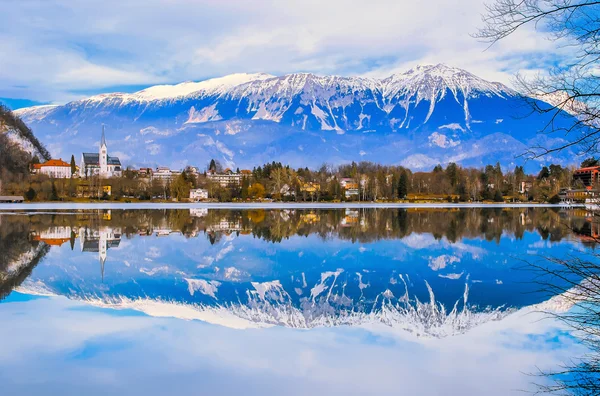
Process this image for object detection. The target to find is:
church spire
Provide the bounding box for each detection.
[100,124,106,148]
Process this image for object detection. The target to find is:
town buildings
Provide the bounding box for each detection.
[573,166,600,188]
[190,188,209,201]
[153,167,181,183]
[207,168,244,187]
[340,178,359,198]
[80,127,122,178]
[32,159,72,178]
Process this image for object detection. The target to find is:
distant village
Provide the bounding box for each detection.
[3,127,600,205]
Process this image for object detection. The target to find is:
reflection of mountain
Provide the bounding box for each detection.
[0,215,50,300]
[17,276,511,337]
[0,208,589,336]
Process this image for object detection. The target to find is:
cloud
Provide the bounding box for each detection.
[0,295,584,396]
[0,0,575,103]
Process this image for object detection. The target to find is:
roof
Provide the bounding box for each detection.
[41,158,70,167]
[82,153,121,166]
[0,196,24,201]
[575,166,600,172]
[240,169,252,175]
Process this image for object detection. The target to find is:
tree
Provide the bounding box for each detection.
[398,172,408,199]
[538,166,550,180]
[248,183,265,199]
[24,187,36,201]
[170,173,191,201]
[70,155,76,176]
[581,157,599,168]
[493,189,504,202]
[476,0,600,159]
[50,181,58,201]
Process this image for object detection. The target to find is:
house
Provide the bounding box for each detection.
[185,166,200,175]
[77,183,112,198]
[300,182,320,193]
[32,158,72,178]
[80,127,122,178]
[208,168,242,187]
[340,178,359,198]
[519,181,533,194]
[138,168,154,179]
[190,188,209,201]
[573,166,600,189]
[153,167,181,183]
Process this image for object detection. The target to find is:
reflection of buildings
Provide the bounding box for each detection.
[190,208,208,217]
[300,212,320,224]
[32,226,73,246]
[341,209,359,227]
[208,218,242,233]
[79,226,122,280]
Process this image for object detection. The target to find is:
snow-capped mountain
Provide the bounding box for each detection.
[15,64,579,170]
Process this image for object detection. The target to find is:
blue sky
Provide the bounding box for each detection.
[0,0,570,107]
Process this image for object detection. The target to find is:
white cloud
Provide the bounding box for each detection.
[0,0,575,103]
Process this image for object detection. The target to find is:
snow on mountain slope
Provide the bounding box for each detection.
[133,73,275,101]
[14,64,582,171]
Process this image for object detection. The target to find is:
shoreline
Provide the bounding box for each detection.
[0,202,584,210]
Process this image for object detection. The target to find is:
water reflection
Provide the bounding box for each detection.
[0,207,590,337]
[1,207,595,395]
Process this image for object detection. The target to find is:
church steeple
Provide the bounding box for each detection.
[100,124,107,148]
[99,125,108,176]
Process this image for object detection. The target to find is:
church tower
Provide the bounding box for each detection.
[99,125,108,176]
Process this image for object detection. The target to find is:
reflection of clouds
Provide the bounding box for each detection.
[428,255,460,271]
[400,234,486,261]
[438,272,464,280]
[401,233,439,249]
[146,246,161,258]
[0,296,584,396]
[216,244,234,261]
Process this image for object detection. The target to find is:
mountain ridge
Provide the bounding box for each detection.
[14,64,578,171]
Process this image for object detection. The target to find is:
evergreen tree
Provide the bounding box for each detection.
[50,182,59,201]
[70,155,76,176]
[581,157,599,168]
[537,166,550,180]
[209,159,216,171]
[398,172,408,199]
[24,187,36,201]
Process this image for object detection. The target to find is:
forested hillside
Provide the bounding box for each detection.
[0,103,50,184]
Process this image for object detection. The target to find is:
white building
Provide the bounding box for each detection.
[190,188,209,201]
[80,126,122,178]
[153,167,181,183]
[207,169,242,187]
[34,159,72,178]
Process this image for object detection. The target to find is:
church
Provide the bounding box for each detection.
[80,127,122,178]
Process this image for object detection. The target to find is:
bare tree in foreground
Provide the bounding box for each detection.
[527,251,600,395]
[476,0,600,158]
[476,1,600,394]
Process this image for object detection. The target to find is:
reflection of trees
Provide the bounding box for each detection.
[10,207,581,247]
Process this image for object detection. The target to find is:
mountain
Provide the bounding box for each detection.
[14,64,580,171]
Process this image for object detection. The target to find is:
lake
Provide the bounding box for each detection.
[0,207,594,395]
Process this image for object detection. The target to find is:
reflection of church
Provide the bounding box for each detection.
[79,226,122,280]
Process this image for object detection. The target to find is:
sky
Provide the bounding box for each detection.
[0,0,568,107]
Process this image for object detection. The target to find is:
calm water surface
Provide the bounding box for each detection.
[0,207,593,395]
